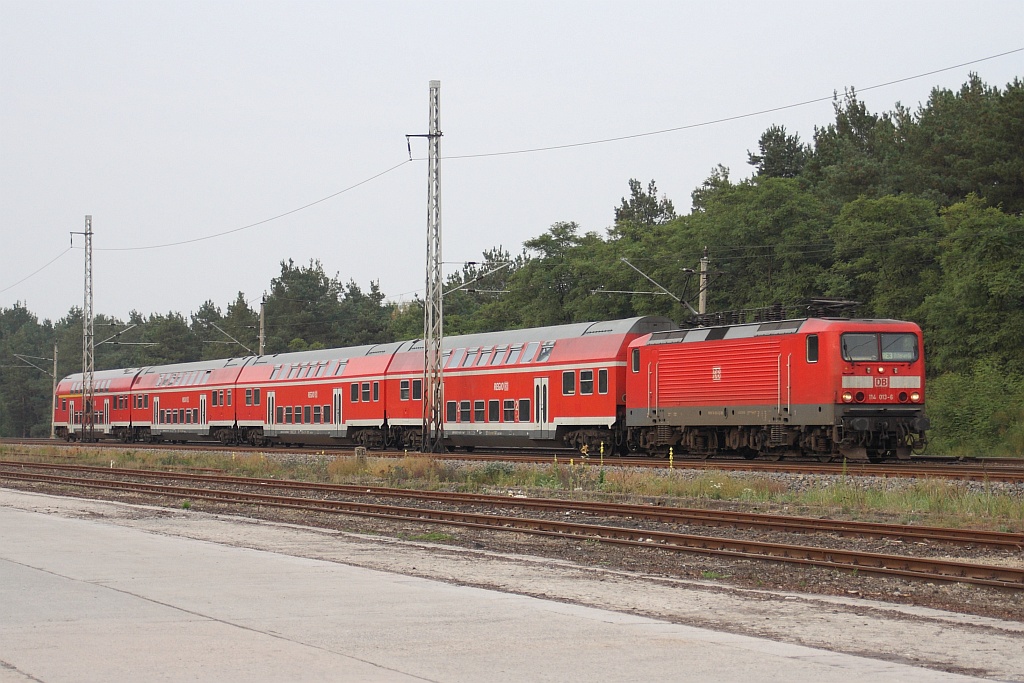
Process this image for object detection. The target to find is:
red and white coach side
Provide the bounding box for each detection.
[129,357,252,443]
[232,342,407,446]
[384,316,674,450]
[54,367,143,441]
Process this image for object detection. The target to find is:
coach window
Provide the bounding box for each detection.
[285,407,293,424]
[211,391,218,407]
[144,394,149,409]
[448,348,465,368]
[400,380,410,400]
[536,341,555,363]
[518,399,530,422]
[459,400,471,422]
[361,382,371,402]
[580,369,594,395]
[489,400,500,422]
[446,401,457,422]
[503,399,515,422]
[350,384,359,402]
[323,405,331,423]
[477,347,492,366]
[304,406,312,423]
[185,410,192,424]
[373,382,380,401]
[254,388,261,406]
[562,370,575,396]
[314,363,326,378]
[295,406,303,424]
[806,335,819,363]
[462,348,478,367]
[178,409,185,423]
[226,390,232,406]
[276,406,284,423]
[491,346,508,365]
[313,405,322,423]
[245,388,253,406]
[505,344,523,364]
[598,368,609,394]
[474,400,485,422]
[62,398,67,410]
[631,348,640,373]
[520,342,539,363]
[412,379,422,401]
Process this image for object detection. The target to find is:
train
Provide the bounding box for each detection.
[52,315,929,462]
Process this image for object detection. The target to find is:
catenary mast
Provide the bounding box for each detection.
[422,80,444,452]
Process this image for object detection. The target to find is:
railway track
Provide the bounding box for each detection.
[4,439,1024,481]
[2,461,1021,590]
[2,460,1021,550]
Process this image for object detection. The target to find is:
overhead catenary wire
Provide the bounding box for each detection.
[3,48,1020,298]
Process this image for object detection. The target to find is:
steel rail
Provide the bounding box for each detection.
[4,440,1023,481]
[3,461,1021,550]
[2,469,1021,590]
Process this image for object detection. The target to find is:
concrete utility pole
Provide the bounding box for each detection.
[258,299,266,356]
[51,343,57,439]
[699,247,709,315]
[422,80,444,453]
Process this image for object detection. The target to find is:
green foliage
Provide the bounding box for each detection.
[926,360,1024,456]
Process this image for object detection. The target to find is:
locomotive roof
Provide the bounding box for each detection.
[645,317,915,345]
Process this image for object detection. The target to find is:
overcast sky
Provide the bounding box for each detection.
[2,0,1021,324]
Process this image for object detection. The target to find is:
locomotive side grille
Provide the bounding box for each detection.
[770,424,785,445]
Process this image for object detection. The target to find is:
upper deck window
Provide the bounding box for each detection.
[841,333,919,363]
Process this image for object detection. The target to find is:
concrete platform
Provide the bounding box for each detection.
[0,489,1004,682]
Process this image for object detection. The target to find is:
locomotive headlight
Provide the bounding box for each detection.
[878,367,885,374]
[842,391,854,403]
[910,391,921,402]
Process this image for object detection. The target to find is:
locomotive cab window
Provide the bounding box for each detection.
[631,348,640,373]
[841,333,919,363]
[806,334,819,363]
[881,334,919,362]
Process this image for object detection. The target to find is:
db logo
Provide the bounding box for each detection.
[712,367,722,382]
[874,377,888,388]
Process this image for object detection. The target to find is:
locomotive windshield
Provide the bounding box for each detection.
[841,333,919,362]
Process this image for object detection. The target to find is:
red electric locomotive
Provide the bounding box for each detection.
[624,318,929,461]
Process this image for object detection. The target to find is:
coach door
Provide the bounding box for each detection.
[199,393,207,427]
[152,397,160,433]
[266,392,276,435]
[333,387,344,436]
[533,377,549,439]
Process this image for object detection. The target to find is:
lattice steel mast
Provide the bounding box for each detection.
[80,215,95,442]
[422,80,444,452]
